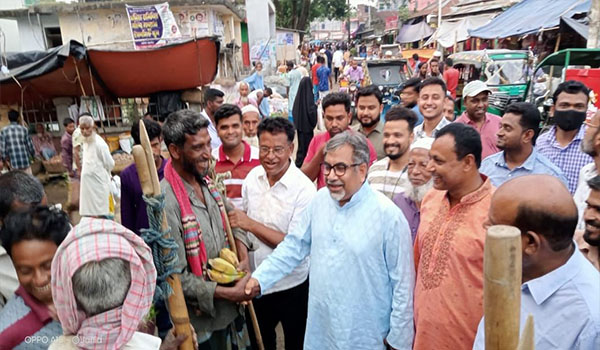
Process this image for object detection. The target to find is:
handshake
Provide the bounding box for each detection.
[210,249,262,303]
[215,273,262,303]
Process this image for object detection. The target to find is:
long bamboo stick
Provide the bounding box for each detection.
[134,120,194,350]
[484,225,522,350]
[220,192,265,350]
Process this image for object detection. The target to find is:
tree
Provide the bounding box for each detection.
[273,0,348,32]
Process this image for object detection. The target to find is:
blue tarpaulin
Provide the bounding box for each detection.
[469,0,590,39]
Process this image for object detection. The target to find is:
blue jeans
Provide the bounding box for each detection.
[313,85,319,103]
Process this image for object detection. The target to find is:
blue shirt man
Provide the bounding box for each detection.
[473,249,599,350]
[483,102,569,187]
[480,149,567,187]
[537,125,592,193]
[245,131,415,350]
[536,81,594,194]
[473,174,600,350]
[316,65,331,92]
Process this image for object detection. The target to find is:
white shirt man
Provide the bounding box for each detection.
[229,118,316,349]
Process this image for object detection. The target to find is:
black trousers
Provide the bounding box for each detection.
[247,279,309,350]
[295,131,314,168]
[334,67,340,81]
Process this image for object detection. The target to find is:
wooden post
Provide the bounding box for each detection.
[484,225,522,350]
[220,192,265,350]
[517,314,535,350]
[133,120,194,350]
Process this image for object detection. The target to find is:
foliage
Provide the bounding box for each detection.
[310,0,348,21]
[274,0,348,31]
[398,5,412,22]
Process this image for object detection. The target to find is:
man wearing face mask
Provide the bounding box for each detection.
[536,80,593,193]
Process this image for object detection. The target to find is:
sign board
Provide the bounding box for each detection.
[277,32,294,46]
[126,2,181,50]
[177,9,210,37]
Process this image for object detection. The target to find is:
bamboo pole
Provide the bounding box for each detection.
[134,120,194,350]
[517,314,535,350]
[220,197,265,350]
[484,225,522,350]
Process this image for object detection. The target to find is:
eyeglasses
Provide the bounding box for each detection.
[259,146,287,157]
[321,162,361,176]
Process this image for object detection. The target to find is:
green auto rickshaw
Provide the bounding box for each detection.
[450,50,531,116]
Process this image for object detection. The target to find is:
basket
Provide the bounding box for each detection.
[112,154,134,175]
[43,159,67,174]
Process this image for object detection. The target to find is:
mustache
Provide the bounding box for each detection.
[384,143,401,148]
[326,180,344,186]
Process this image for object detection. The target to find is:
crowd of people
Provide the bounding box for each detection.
[0,47,598,350]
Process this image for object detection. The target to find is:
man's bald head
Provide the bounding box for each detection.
[490,175,577,251]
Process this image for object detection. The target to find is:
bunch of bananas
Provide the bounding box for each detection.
[207,248,246,284]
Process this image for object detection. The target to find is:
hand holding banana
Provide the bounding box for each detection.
[207,248,247,284]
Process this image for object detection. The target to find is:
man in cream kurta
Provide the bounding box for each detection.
[79,119,114,217]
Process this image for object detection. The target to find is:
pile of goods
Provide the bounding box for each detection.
[112,152,134,174]
[42,155,67,174]
[207,248,246,284]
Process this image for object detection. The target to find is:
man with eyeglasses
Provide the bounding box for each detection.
[211,104,261,209]
[228,117,315,350]
[575,110,600,230]
[242,131,415,350]
[301,92,377,189]
[537,80,594,194]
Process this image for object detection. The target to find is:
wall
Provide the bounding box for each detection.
[245,0,276,73]
[58,6,240,50]
[14,14,59,51]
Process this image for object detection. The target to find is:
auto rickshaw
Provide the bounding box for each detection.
[363,58,411,121]
[525,48,600,125]
[450,50,530,115]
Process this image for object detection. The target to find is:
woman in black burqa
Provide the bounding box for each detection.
[293,77,317,167]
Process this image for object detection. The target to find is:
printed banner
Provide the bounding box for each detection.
[126,2,181,50]
[177,9,210,38]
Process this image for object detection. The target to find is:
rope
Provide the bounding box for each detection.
[140,192,182,303]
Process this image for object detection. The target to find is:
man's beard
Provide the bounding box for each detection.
[359,115,380,128]
[402,180,434,203]
[327,180,346,201]
[583,219,600,246]
[385,142,408,160]
[83,133,95,143]
[183,155,209,182]
[405,101,417,109]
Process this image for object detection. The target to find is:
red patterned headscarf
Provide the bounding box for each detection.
[51,217,156,349]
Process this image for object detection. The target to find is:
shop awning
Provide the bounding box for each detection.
[560,15,589,40]
[469,0,591,39]
[425,14,494,48]
[0,38,219,105]
[395,21,434,44]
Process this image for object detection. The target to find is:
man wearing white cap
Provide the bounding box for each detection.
[393,137,434,242]
[455,80,502,159]
[242,105,261,148]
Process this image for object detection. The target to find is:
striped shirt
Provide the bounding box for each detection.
[212,141,260,209]
[536,125,593,194]
[413,117,451,143]
[0,286,62,350]
[0,122,35,170]
[367,157,409,200]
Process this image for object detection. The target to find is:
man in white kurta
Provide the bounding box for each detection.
[78,117,114,217]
